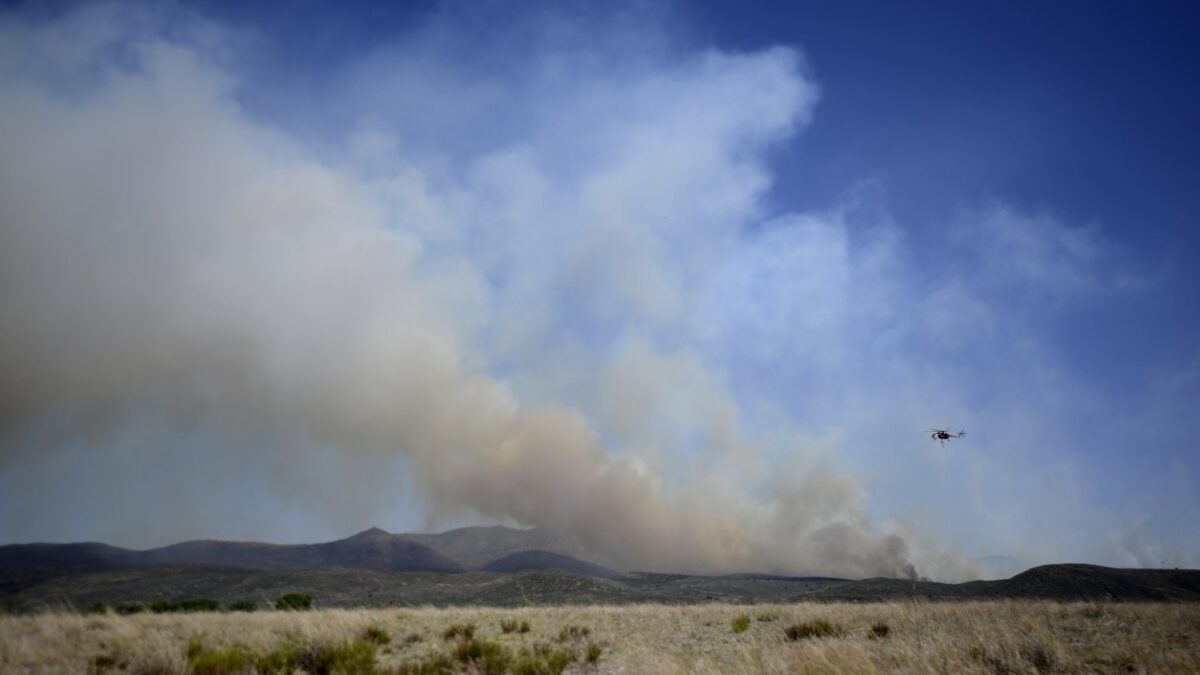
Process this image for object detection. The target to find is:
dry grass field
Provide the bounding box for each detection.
[2,601,1198,674]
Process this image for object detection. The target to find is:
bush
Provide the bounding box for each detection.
[149,599,174,613]
[868,621,890,638]
[84,602,108,615]
[784,619,843,641]
[189,645,252,675]
[148,598,219,613]
[299,640,377,674]
[731,614,751,633]
[585,642,602,664]
[453,638,511,672]
[255,645,301,675]
[183,640,301,675]
[177,598,220,612]
[115,602,145,615]
[511,642,575,675]
[274,593,313,611]
[498,618,533,634]
[228,599,257,612]
[362,626,391,646]
[442,622,476,641]
[556,625,590,642]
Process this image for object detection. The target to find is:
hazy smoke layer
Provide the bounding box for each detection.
[0,4,994,577]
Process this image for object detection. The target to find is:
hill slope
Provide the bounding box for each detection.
[0,528,462,582]
[482,550,619,579]
[399,526,605,570]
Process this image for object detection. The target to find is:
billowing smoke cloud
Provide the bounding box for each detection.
[3,3,1193,578]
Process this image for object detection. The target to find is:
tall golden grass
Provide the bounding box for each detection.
[2,600,1197,673]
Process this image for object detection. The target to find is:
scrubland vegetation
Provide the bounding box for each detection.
[1,600,1197,673]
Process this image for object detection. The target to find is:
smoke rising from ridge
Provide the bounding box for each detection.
[7,3,1185,578]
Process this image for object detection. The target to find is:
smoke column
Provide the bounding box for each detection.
[0,3,983,578]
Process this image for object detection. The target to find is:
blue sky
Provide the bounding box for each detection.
[0,0,1197,577]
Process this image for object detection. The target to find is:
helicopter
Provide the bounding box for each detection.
[929,428,965,446]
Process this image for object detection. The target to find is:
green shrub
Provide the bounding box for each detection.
[731,614,751,633]
[556,625,590,642]
[453,638,512,672]
[84,602,108,615]
[784,619,843,641]
[148,598,219,613]
[442,622,476,641]
[149,599,174,613]
[177,598,220,612]
[115,602,145,615]
[510,642,575,675]
[228,599,257,612]
[274,593,313,611]
[299,640,376,674]
[189,645,253,675]
[255,644,301,675]
[362,626,391,646]
[498,617,532,634]
[187,638,205,660]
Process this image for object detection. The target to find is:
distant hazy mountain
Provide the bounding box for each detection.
[482,550,619,579]
[0,528,462,580]
[399,525,609,571]
[0,542,134,583]
[136,527,463,573]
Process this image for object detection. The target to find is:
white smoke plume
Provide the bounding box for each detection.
[15,2,1179,579]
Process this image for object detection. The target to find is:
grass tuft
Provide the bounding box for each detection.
[453,638,511,671]
[511,642,575,675]
[731,613,751,633]
[442,622,476,641]
[299,640,376,674]
[556,625,591,642]
[361,625,391,646]
[868,620,890,638]
[188,645,253,675]
[784,619,843,641]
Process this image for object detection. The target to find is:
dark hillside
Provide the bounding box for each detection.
[990,564,1200,600]
[482,550,619,578]
[400,526,602,570]
[0,528,462,581]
